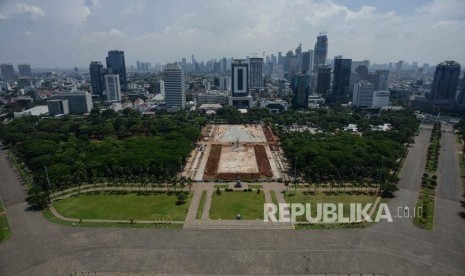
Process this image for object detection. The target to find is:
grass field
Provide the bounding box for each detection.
[210,191,265,220]
[285,191,377,222]
[0,200,11,243]
[196,191,207,219]
[53,191,191,221]
[42,209,182,229]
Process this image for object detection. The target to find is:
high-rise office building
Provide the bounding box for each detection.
[220,75,231,91]
[355,65,369,81]
[104,74,121,102]
[47,99,69,116]
[0,64,16,82]
[396,60,403,76]
[106,50,127,91]
[457,71,465,106]
[430,61,460,101]
[295,43,302,71]
[291,73,310,109]
[376,70,390,91]
[230,59,252,108]
[316,66,331,95]
[352,81,375,107]
[89,61,106,96]
[17,77,33,90]
[287,56,299,82]
[301,50,313,74]
[332,58,352,97]
[313,33,328,71]
[163,63,185,109]
[158,80,165,97]
[51,92,93,114]
[17,64,32,77]
[249,58,264,89]
[372,91,390,108]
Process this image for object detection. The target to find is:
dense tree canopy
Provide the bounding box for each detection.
[0,110,205,194]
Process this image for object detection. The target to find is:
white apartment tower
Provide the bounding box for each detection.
[104,74,122,102]
[164,63,185,109]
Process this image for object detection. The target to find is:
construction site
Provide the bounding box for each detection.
[183,124,288,181]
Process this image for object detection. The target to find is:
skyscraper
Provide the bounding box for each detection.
[301,50,313,74]
[457,71,465,106]
[89,61,105,96]
[430,61,461,101]
[287,56,299,82]
[249,58,264,89]
[396,60,403,77]
[17,64,32,77]
[332,58,352,98]
[163,63,185,109]
[291,73,310,109]
[0,64,16,82]
[313,33,328,72]
[106,50,127,91]
[316,66,331,95]
[104,74,121,102]
[230,59,252,108]
[295,43,302,71]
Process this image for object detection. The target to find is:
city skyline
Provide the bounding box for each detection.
[0,0,464,68]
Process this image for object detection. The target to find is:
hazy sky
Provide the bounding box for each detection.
[0,0,464,68]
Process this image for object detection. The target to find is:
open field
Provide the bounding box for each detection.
[209,191,265,220]
[285,191,378,222]
[53,192,191,221]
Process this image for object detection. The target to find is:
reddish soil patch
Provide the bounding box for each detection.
[262,125,277,143]
[203,144,221,179]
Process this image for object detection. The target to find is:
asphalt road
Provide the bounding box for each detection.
[0,125,464,275]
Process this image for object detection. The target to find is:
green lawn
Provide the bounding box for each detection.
[42,209,182,229]
[285,191,377,222]
[0,200,11,243]
[210,191,265,220]
[196,191,207,219]
[213,184,228,189]
[248,184,263,189]
[270,190,279,218]
[53,191,191,221]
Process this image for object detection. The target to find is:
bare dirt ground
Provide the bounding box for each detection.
[184,124,285,181]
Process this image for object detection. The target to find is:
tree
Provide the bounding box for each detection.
[176,192,187,205]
